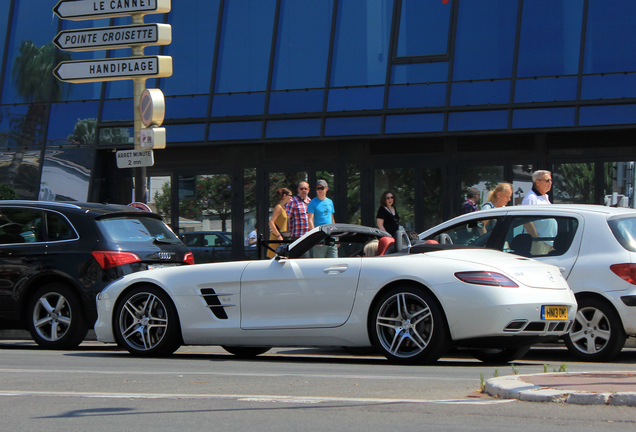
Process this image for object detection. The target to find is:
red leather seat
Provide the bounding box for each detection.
[377,236,395,256]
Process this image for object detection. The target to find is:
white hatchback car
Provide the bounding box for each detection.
[420,204,636,361]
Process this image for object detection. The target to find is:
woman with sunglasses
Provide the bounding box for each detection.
[376,190,401,237]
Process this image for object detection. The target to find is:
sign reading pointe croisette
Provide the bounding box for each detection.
[53,0,171,21]
[54,56,172,83]
[54,24,171,51]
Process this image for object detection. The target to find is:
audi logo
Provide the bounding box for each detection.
[158,252,172,260]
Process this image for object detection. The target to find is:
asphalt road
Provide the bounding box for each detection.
[1,340,635,431]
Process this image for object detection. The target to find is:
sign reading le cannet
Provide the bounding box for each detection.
[54,0,171,21]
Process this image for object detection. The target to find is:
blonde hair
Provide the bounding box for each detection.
[485,182,512,204]
[363,239,379,257]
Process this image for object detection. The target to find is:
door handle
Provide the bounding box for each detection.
[323,265,348,274]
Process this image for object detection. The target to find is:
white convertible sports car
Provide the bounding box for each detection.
[95,224,576,364]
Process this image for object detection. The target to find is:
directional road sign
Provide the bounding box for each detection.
[54,0,171,21]
[116,149,154,168]
[54,23,171,52]
[54,55,172,83]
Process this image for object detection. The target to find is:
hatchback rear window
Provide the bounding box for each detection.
[608,216,636,252]
[96,217,180,244]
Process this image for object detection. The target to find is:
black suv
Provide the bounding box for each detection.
[0,201,193,349]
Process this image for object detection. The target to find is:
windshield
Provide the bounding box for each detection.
[96,217,179,244]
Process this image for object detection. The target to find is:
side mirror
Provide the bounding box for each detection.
[274,244,289,260]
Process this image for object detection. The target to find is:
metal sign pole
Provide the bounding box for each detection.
[132,13,147,203]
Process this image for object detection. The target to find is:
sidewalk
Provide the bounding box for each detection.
[485,372,636,406]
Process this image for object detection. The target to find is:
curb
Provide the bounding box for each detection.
[484,373,636,406]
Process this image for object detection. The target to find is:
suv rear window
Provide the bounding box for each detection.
[608,216,636,252]
[96,216,180,244]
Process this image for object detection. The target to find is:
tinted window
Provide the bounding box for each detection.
[97,217,179,244]
[46,212,77,241]
[396,0,452,58]
[0,208,44,244]
[424,218,499,247]
[504,216,578,257]
[608,216,636,252]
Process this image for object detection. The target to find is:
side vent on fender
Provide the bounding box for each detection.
[200,288,232,319]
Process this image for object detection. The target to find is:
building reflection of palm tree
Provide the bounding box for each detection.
[7,41,71,191]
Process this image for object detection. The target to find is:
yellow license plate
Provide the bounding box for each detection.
[541,305,568,320]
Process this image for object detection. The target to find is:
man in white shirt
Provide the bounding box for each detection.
[522,170,552,205]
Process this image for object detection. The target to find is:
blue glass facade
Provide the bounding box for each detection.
[1,0,636,246]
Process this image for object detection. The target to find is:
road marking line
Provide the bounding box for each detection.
[0,390,513,405]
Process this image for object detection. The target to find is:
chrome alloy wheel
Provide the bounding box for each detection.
[32,292,71,342]
[569,306,613,355]
[119,292,169,352]
[375,292,434,359]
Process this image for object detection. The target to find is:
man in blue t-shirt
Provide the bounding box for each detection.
[307,179,336,257]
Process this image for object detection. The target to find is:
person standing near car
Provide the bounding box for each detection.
[462,188,480,213]
[308,179,336,257]
[285,181,311,241]
[522,170,552,205]
[376,190,401,237]
[481,182,513,209]
[267,188,292,258]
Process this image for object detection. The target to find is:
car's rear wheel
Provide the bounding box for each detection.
[27,283,88,350]
[114,285,181,357]
[564,297,626,362]
[222,346,271,358]
[469,345,531,363]
[370,286,449,364]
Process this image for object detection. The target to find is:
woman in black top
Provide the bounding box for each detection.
[376,190,400,237]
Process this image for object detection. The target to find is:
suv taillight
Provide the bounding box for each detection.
[92,251,142,270]
[184,252,195,265]
[610,263,636,285]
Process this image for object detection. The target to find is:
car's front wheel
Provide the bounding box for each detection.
[27,283,88,349]
[114,285,181,356]
[564,297,626,362]
[370,286,449,364]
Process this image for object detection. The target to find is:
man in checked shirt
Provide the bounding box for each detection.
[285,180,311,243]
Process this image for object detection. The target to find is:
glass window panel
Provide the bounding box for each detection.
[211,93,266,117]
[460,166,504,211]
[580,104,636,127]
[421,167,443,231]
[512,108,575,129]
[385,113,444,134]
[327,87,384,111]
[209,121,262,141]
[374,168,414,232]
[164,95,208,119]
[517,0,582,77]
[388,83,446,108]
[47,102,99,145]
[271,0,333,90]
[102,99,133,122]
[512,164,534,206]
[268,90,323,114]
[448,111,508,132]
[514,77,577,103]
[1,0,59,105]
[603,162,635,207]
[450,81,511,106]
[552,162,595,204]
[396,0,452,58]
[265,119,321,139]
[330,0,392,87]
[39,148,93,202]
[346,164,361,225]
[161,2,219,95]
[216,0,276,93]
[148,176,172,224]
[584,0,636,74]
[391,63,448,84]
[242,169,258,259]
[0,0,10,69]
[324,116,382,136]
[0,150,40,199]
[0,104,45,149]
[580,74,636,100]
[453,0,517,80]
[98,127,133,146]
[165,124,205,143]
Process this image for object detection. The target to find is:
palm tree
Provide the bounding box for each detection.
[7,41,71,191]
